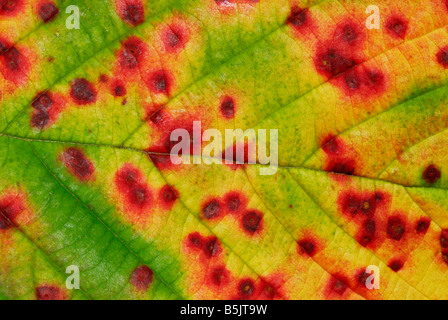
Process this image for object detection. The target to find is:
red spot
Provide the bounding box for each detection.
[99,74,109,82]
[437,46,448,68]
[388,259,404,272]
[358,218,376,247]
[286,7,309,30]
[30,91,66,129]
[219,96,236,119]
[387,216,406,241]
[118,37,146,70]
[0,40,30,85]
[385,16,408,39]
[114,164,153,215]
[70,78,97,105]
[187,232,203,249]
[209,265,230,286]
[61,148,95,181]
[111,79,126,97]
[116,0,144,26]
[327,275,349,296]
[223,191,247,215]
[242,211,263,234]
[158,185,178,209]
[35,285,65,300]
[423,164,441,184]
[0,0,24,17]
[336,67,386,97]
[314,47,357,79]
[161,23,190,53]
[131,266,153,291]
[297,239,316,257]
[440,230,448,248]
[146,70,173,95]
[202,198,221,219]
[0,193,25,230]
[338,191,386,217]
[237,279,255,300]
[321,135,357,175]
[338,23,359,45]
[355,269,370,288]
[203,237,222,258]
[38,1,59,23]
[415,217,431,234]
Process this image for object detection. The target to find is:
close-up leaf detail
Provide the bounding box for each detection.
[1,0,448,300]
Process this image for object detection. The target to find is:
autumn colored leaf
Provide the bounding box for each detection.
[1,0,448,301]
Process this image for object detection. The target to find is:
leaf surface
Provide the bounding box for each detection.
[1,0,448,300]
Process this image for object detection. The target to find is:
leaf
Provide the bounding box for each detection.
[1,0,448,300]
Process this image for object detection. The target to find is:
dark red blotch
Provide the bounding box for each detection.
[423,164,441,184]
[62,148,95,181]
[38,2,59,23]
[35,285,65,300]
[117,0,144,26]
[388,259,404,272]
[220,96,236,119]
[146,70,173,95]
[242,211,263,235]
[0,194,24,230]
[114,164,153,213]
[158,185,178,209]
[202,198,221,219]
[70,78,97,105]
[131,265,154,291]
[387,216,406,241]
[385,16,408,39]
[297,239,316,257]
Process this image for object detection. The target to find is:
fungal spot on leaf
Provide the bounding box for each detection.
[115,164,153,215]
[358,218,376,247]
[437,46,448,68]
[0,193,25,230]
[158,185,178,209]
[0,0,23,16]
[423,164,441,184]
[328,276,349,296]
[162,23,189,53]
[297,239,316,257]
[238,279,255,299]
[387,216,406,241]
[203,237,222,258]
[385,16,408,39]
[61,148,95,182]
[440,230,448,249]
[119,37,145,69]
[340,24,358,45]
[70,78,97,105]
[388,259,404,272]
[146,70,173,95]
[219,96,236,119]
[38,2,59,23]
[35,285,65,300]
[224,191,246,214]
[415,217,431,234]
[210,266,229,286]
[0,40,30,85]
[202,198,221,219]
[355,269,370,288]
[116,0,144,26]
[131,266,153,291]
[315,48,357,78]
[286,7,308,29]
[187,232,203,249]
[112,80,127,97]
[242,211,262,234]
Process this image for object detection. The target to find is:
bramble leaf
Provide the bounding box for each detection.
[1,0,448,300]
